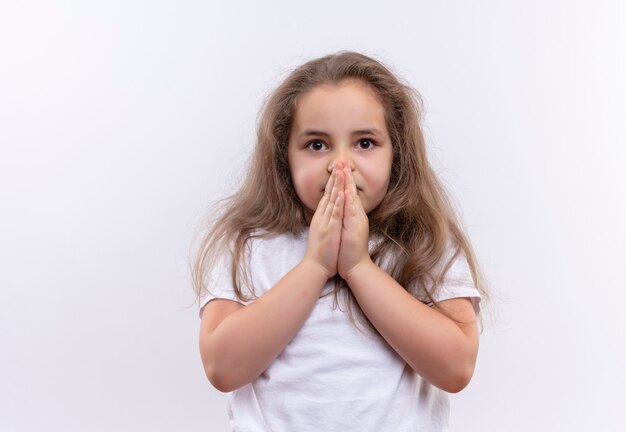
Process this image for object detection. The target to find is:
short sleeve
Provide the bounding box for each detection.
[198,249,254,319]
[430,247,482,315]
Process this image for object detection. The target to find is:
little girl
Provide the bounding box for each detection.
[193,51,488,431]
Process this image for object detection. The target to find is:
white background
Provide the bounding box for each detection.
[1,1,625,431]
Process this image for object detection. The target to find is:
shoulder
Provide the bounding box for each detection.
[243,229,309,284]
[440,241,471,280]
[247,228,308,256]
[431,240,482,314]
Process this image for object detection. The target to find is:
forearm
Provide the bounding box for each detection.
[345,260,478,393]
[203,259,329,392]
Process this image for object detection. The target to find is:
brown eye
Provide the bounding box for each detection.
[307,140,327,151]
[356,139,375,150]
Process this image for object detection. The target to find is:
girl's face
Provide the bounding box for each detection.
[287,79,393,218]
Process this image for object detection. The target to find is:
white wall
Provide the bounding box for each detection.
[1,1,624,431]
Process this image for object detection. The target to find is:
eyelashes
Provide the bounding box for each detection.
[305,138,377,151]
[355,138,376,150]
[307,140,327,151]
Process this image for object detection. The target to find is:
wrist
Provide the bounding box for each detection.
[299,257,336,283]
[341,257,376,285]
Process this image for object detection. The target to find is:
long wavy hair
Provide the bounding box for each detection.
[191,50,489,332]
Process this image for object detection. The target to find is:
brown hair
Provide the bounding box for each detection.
[191,50,489,332]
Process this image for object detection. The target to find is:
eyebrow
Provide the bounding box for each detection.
[297,128,382,140]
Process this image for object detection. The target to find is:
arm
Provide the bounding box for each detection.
[344,261,479,393]
[199,165,346,392]
[199,260,329,392]
[338,164,478,393]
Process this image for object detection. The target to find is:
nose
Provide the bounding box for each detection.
[327,149,355,173]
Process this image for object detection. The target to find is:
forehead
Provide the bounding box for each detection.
[291,80,387,134]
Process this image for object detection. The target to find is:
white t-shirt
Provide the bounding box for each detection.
[199,229,481,432]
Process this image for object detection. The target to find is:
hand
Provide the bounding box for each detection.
[337,164,372,280]
[303,163,345,279]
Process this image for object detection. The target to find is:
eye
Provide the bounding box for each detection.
[306,140,328,152]
[356,138,375,150]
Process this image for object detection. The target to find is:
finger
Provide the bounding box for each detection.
[317,167,337,214]
[351,194,364,222]
[331,167,345,225]
[323,165,337,200]
[344,168,358,208]
[315,184,331,215]
[324,169,342,218]
[334,166,345,204]
[343,188,354,221]
[354,191,366,216]
[350,170,358,202]
[331,191,344,225]
[338,165,348,194]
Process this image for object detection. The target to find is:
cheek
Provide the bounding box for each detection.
[364,159,391,186]
[364,161,393,206]
[291,164,321,197]
[378,152,394,189]
[383,164,393,188]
